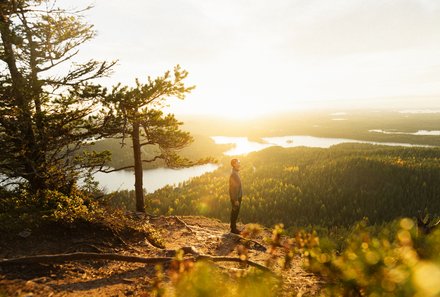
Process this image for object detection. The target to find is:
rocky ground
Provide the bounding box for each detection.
[0,215,322,296]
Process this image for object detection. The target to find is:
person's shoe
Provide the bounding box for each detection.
[230,229,241,234]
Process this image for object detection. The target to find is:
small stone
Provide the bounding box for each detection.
[71,267,85,274]
[18,229,32,238]
[33,277,48,283]
[25,280,36,287]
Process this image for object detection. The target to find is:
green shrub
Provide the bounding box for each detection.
[39,189,101,223]
[297,218,440,296]
[0,188,101,231]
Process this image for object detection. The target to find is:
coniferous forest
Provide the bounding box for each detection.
[143,144,440,228]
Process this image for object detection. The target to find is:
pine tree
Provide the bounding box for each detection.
[103,66,199,212]
[0,0,115,194]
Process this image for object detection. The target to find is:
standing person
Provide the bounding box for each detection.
[229,158,242,234]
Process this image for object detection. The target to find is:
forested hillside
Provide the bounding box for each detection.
[86,135,229,170]
[144,144,440,227]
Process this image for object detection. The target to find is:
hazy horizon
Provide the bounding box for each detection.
[178,104,440,120]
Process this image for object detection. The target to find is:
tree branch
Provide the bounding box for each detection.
[139,141,155,146]
[142,155,163,163]
[98,165,135,173]
[37,50,79,72]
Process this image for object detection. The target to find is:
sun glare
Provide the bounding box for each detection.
[219,103,264,120]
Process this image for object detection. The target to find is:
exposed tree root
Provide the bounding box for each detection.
[0,251,272,273]
[228,233,267,252]
[0,253,172,266]
[109,229,129,246]
[169,216,195,234]
[197,255,271,272]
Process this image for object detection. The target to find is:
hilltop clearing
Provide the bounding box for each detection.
[0,215,322,296]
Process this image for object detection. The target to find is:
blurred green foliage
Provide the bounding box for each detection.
[146,221,440,296]
[147,262,280,297]
[174,263,278,297]
[296,218,440,296]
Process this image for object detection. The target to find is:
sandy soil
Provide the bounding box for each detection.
[0,216,322,296]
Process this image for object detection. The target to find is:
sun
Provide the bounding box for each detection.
[217,102,267,120]
[168,93,273,119]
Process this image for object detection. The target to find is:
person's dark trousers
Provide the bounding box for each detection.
[230,201,241,232]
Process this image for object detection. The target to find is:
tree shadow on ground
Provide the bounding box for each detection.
[48,265,155,292]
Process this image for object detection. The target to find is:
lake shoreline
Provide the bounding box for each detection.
[93,163,219,193]
[94,133,439,193]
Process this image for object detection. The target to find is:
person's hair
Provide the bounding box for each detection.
[231,158,239,167]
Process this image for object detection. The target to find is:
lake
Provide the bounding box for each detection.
[211,135,433,156]
[95,134,435,192]
[94,163,219,193]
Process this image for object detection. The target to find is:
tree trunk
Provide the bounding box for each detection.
[0,12,46,193]
[131,120,145,212]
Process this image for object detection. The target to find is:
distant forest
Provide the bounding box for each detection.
[180,111,440,146]
[88,110,440,172]
[108,143,440,228]
[86,135,230,170]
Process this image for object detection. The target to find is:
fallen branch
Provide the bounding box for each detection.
[0,252,272,273]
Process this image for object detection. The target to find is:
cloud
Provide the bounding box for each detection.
[56,0,440,114]
[278,0,440,57]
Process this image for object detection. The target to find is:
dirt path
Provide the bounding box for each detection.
[153,216,322,295]
[0,216,322,296]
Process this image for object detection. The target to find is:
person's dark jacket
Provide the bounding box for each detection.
[229,168,242,203]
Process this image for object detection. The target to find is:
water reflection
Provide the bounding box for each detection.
[94,163,219,193]
[212,135,433,156]
[211,136,273,155]
[262,135,360,148]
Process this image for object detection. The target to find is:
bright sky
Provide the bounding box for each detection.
[61,0,440,118]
